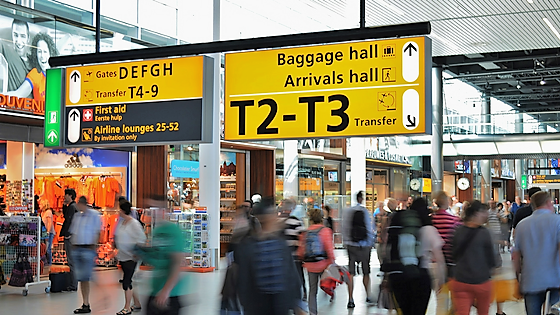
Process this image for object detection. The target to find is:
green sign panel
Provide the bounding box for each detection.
[45,68,63,147]
[521,175,527,189]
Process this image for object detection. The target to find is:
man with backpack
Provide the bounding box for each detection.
[343,191,375,308]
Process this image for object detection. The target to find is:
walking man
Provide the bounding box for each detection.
[513,191,560,315]
[60,188,78,291]
[343,191,374,308]
[70,196,101,314]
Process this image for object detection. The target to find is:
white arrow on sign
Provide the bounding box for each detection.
[47,130,58,143]
[69,70,81,104]
[402,89,419,131]
[68,108,81,143]
[402,41,419,83]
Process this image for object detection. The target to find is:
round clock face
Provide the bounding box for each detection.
[457,178,470,190]
[410,179,420,191]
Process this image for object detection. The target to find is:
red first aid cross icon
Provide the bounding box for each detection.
[83,109,93,122]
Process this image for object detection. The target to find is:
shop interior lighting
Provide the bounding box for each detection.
[374,0,405,16]
[187,146,194,151]
[543,17,560,42]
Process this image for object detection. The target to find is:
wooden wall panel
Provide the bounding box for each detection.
[457,173,473,202]
[136,146,167,208]
[506,179,516,202]
[250,150,275,198]
[236,152,246,205]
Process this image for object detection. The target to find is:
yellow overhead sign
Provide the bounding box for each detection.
[65,56,204,106]
[225,37,431,140]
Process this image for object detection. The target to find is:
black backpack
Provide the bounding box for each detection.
[351,209,368,242]
[383,210,422,278]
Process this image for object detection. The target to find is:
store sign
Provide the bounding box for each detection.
[54,56,213,147]
[501,169,514,179]
[422,178,432,193]
[0,94,44,115]
[224,37,432,140]
[44,68,63,147]
[365,149,410,164]
[171,160,200,179]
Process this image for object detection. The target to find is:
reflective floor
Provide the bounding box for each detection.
[0,249,526,315]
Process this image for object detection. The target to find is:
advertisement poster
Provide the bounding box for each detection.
[219,151,236,180]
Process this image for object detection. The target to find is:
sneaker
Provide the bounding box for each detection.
[347,301,355,309]
[366,298,376,306]
[74,304,91,314]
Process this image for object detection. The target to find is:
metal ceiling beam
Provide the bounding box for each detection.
[50,22,431,67]
[492,93,560,100]
[436,51,560,67]
[446,66,560,80]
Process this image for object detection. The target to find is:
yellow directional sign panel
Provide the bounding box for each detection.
[225,36,432,140]
[65,56,204,106]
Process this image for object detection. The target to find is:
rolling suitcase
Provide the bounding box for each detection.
[49,272,70,293]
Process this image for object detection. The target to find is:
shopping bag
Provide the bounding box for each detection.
[8,268,27,287]
[377,277,396,310]
[493,279,521,302]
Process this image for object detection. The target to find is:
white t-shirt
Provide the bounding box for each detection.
[115,218,146,262]
[419,225,444,268]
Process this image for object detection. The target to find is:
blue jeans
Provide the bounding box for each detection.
[525,289,560,315]
[46,233,54,265]
[71,247,97,282]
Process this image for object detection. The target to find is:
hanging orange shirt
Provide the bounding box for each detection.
[64,177,79,190]
[42,177,58,210]
[34,178,43,196]
[104,177,120,208]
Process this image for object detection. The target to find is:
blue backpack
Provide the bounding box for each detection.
[303,227,327,263]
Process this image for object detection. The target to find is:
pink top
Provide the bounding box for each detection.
[297,224,335,273]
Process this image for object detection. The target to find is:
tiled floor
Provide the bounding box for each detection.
[0,249,527,315]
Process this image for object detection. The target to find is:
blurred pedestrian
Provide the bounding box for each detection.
[513,191,560,315]
[384,198,443,315]
[40,201,55,266]
[280,198,307,301]
[115,200,146,314]
[137,205,187,315]
[70,196,101,314]
[235,197,301,315]
[512,187,541,230]
[450,200,496,315]
[432,191,461,315]
[298,208,335,315]
[343,191,375,308]
[61,188,78,291]
[323,205,333,230]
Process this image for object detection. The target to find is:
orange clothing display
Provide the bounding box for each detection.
[42,177,58,210]
[54,214,64,243]
[93,176,120,208]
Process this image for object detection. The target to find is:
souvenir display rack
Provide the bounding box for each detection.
[0,215,51,295]
[3,180,33,213]
[220,180,236,245]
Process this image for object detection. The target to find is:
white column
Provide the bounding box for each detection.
[283,140,298,199]
[480,160,492,203]
[6,141,34,181]
[431,66,444,192]
[198,0,221,268]
[350,137,366,206]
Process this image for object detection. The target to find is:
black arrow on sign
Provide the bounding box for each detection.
[70,71,80,82]
[70,110,79,121]
[404,43,417,56]
[406,115,416,127]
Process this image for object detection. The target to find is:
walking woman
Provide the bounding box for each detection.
[450,200,496,315]
[298,208,335,315]
[115,200,146,315]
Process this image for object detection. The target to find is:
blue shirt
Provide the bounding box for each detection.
[343,204,374,247]
[514,209,560,293]
[511,203,521,215]
[69,208,101,245]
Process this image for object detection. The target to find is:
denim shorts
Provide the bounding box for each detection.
[71,247,96,282]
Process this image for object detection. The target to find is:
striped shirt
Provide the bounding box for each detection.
[69,208,101,245]
[283,216,305,256]
[486,209,501,238]
[432,209,461,265]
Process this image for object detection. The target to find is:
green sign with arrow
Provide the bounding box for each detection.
[45,68,63,147]
[521,175,527,189]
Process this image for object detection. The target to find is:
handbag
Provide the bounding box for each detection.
[8,252,34,287]
[493,279,521,302]
[377,276,396,310]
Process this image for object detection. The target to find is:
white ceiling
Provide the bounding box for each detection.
[220,0,560,56]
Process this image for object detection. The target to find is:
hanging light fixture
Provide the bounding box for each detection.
[540,76,546,85]
[516,81,522,89]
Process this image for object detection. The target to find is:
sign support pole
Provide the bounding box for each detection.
[198,0,221,269]
[431,66,444,193]
[95,0,101,53]
[283,140,299,198]
[359,0,366,29]
[350,137,366,206]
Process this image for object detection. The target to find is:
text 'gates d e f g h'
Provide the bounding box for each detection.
[224,36,432,141]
